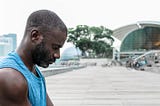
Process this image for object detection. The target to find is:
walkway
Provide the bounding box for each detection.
[46,66,160,106]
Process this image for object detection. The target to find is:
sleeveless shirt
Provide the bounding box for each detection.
[0,52,47,106]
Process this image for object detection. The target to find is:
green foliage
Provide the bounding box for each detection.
[67,25,114,58]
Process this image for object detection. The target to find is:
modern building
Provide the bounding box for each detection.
[112,21,160,60]
[0,34,17,57]
[60,46,81,61]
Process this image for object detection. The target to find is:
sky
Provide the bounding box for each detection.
[0,0,160,47]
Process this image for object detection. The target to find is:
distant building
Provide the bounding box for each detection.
[60,46,82,61]
[0,34,17,57]
[112,21,160,60]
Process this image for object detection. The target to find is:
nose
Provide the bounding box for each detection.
[54,50,60,59]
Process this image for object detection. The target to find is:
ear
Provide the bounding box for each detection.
[31,30,43,43]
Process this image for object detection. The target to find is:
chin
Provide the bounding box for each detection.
[41,65,49,68]
[39,63,49,68]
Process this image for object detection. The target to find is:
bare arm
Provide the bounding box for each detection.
[0,68,31,106]
[46,92,54,106]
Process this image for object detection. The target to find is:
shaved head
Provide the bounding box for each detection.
[25,10,67,36]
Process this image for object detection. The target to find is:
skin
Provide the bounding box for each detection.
[0,27,67,106]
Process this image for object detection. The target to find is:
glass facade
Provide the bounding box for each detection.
[120,27,160,52]
[0,34,17,57]
[60,47,81,61]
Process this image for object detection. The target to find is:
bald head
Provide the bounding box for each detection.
[25,10,67,35]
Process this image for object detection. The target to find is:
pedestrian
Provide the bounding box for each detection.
[0,9,67,106]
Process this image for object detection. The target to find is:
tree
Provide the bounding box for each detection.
[67,25,114,58]
[67,25,90,46]
[67,25,91,56]
[90,26,114,45]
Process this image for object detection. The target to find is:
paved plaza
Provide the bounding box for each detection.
[46,65,160,106]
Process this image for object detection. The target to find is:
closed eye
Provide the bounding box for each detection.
[52,44,61,50]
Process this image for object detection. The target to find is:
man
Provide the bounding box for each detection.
[0,10,67,106]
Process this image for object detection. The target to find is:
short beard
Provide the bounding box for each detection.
[32,41,50,68]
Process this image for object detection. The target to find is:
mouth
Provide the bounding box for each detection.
[48,58,56,64]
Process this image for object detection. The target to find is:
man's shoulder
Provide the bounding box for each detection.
[0,53,18,68]
[0,68,28,98]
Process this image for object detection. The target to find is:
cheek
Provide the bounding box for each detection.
[47,48,54,58]
[39,46,50,58]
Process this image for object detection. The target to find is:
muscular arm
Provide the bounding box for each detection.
[46,92,54,106]
[0,68,31,106]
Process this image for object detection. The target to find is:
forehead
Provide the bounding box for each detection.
[44,29,67,46]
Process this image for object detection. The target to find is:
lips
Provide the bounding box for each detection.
[48,58,56,64]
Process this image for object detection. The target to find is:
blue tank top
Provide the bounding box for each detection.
[0,52,47,106]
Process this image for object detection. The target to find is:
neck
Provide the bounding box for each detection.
[16,44,35,72]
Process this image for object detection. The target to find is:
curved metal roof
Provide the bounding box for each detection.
[113,21,160,41]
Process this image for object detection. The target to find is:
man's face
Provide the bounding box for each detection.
[32,30,67,68]
[32,41,53,68]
